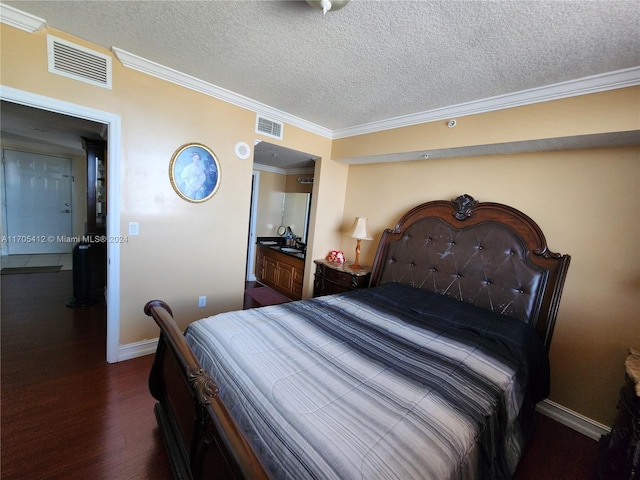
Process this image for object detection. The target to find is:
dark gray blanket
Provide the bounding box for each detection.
[186,283,549,479]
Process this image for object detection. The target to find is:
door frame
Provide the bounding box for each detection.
[1,86,122,363]
[246,170,259,282]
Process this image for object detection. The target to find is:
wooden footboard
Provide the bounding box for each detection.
[144,300,269,480]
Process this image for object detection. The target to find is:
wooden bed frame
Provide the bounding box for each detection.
[145,194,571,479]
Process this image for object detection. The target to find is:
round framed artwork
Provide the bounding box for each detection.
[169,143,221,203]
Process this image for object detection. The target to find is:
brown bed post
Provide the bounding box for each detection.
[145,300,269,480]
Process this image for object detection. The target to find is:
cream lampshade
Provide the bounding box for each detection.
[346,217,372,269]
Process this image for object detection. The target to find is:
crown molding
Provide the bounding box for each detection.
[4,3,637,142]
[333,67,640,139]
[0,3,46,32]
[112,47,640,141]
[112,47,334,140]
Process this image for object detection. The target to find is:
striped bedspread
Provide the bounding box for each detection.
[185,282,549,480]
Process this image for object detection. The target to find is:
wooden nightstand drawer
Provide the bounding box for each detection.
[324,267,354,287]
[313,259,371,297]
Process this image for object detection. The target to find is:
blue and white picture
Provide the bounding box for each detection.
[169,143,221,202]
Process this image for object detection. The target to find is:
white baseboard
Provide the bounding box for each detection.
[117,338,159,361]
[537,398,611,440]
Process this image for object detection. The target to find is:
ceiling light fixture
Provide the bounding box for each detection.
[306,0,350,14]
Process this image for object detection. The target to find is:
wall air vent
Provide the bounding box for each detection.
[47,35,112,89]
[255,115,283,140]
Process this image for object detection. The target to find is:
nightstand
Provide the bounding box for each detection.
[595,347,640,480]
[313,259,371,297]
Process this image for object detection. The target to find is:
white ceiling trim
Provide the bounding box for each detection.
[112,48,640,142]
[0,3,45,32]
[333,67,640,139]
[335,131,640,165]
[112,47,334,140]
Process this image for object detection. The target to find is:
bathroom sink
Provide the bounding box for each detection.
[280,247,302,253]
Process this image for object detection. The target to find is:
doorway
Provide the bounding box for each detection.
[1,87,122,363]
[246,141,317,284]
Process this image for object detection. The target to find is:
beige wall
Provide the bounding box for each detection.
[1,25,336,342]
[285,173,313,194]
[339,149,639,426]
[333,87,640,427]
[332,87,639,159]
[3,22,639,427]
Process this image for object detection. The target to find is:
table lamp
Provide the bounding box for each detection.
[346,217,372,269]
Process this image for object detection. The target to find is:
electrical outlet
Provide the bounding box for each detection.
[198,296,206,308]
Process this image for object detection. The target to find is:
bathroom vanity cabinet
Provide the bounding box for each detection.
[256,244,304,300]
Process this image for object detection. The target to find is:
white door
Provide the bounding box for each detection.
[4,149,73,254]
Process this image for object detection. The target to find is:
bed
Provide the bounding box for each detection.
[145,194,571,480]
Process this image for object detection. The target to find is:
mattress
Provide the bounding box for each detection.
[185,282,549,480]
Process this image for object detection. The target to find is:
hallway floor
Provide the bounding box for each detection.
[1,253,72,270]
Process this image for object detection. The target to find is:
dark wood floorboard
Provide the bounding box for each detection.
[243,280,265,309]
[513,412,600,479]
[1,271,172,480]
[1,273,600,479]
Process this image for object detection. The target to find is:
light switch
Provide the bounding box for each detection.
[128,222,139,236]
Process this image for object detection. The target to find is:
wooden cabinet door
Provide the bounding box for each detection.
[256,251,266,281]
[277,262,294,293]
[264,256,279,285]
[255,245,304,300]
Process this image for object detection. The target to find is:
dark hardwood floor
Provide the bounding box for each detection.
[243,280,265,310]
[1,271,172,480]
[1,271,600,479]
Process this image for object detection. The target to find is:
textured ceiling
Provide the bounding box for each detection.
[4,0,640,133]
[2,1,639,171]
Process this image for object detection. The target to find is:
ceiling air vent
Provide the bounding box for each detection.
[47,35,112,89]
[256,115,283,140]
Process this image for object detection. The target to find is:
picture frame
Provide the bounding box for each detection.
[169,143,221,203]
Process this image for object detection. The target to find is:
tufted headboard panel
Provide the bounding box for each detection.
[369,195,571,350]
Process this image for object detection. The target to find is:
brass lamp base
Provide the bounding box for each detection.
[352,239,363,269]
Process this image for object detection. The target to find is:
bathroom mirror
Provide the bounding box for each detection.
[282,193,311,243]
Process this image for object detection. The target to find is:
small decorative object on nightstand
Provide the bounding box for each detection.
[313,259,371,297]
[594,347,640,480]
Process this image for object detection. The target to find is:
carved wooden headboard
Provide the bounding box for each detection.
[369,195,571,350]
